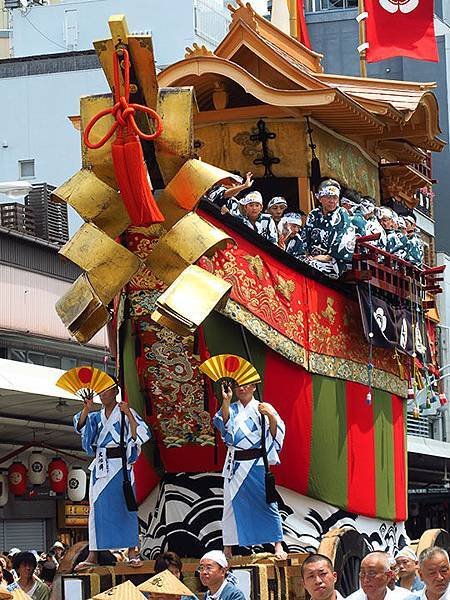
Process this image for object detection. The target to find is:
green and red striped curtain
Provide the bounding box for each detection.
[204,313,407,522]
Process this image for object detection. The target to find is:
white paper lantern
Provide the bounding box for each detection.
[67,467,87,502]
[28,451,47,485]
[0,473,8,507]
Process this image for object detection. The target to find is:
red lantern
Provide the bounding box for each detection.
[8,462,27,496]
[48,457,68,493]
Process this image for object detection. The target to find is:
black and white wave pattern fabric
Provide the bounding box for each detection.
[139,473,408,559]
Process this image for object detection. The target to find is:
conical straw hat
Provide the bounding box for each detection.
[91,580,146,600]
[10,590,32,600]
[138,570,195,596]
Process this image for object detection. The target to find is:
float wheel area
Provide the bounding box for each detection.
[318,527,371,596]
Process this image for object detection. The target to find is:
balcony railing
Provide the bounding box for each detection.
[407,414,432,438]
[193,0,231,46]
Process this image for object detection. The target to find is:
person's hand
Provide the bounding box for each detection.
[221,382,233,404]
[244,172,254,188]
[82,395,94,411]
[258,402,274,417]
[118,401,132,417]
[313,254,332,262]
[220,206,230,215]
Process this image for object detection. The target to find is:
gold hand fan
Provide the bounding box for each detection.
[199,354,261,387]
[56,366,116,399]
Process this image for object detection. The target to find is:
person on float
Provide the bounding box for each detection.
[341,190,366,237]
[301,553,345,600]
[404,215,424,267]
[198,551,245,600]
[265,196,288,230]
[278,213,305,258]
[301,178,356,278]
[236,191,278,244]
[208,172,254,217]
[73,379,151,570]
[213,382,286,559]
[7,552,50,600]
[418,547,450,600]
[360,198,385,244]
[378,208,403,255]
[395,548,424,593]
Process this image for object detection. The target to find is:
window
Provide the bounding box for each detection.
[19,159,35,179]
[305,0,357,11]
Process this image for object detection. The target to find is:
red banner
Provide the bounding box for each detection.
[365,0,438,63]
[297,0,311,48]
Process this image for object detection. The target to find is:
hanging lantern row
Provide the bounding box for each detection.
[3,457,87,502]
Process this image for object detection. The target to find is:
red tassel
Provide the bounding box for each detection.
[124,132,164,225]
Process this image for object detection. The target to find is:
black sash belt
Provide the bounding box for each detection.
[93,447,122,459]
[234,448,263,461]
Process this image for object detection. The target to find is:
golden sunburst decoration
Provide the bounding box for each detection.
[199,354,261,387]
[56,366,116,400]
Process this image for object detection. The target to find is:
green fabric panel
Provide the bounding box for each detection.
[308,375,347,507]
[122,318,159,470]
[374,388,395,519]
[202,312,267,397]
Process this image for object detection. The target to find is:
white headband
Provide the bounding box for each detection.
[200,550,228,568]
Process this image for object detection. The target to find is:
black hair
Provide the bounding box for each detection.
[13,551,37,571]
[301,553,334,578]
[40,560,56,583]
[154,551,183,579]
[341,188,361,204]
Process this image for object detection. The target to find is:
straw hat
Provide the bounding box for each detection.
[10,590,32,600]
[91,580,146,600]
[138,569,196,597]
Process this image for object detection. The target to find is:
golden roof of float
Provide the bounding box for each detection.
[159,0,444,156]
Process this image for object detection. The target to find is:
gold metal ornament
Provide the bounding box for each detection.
[152,265,232,336]
[55,274,111,344]
[59,223,140,304]
[145,212,234,285]
[51,169,130,238]
[154,86,196,184]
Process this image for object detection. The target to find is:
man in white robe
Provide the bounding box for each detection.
[213,382,286,559]
[73,383,150,570]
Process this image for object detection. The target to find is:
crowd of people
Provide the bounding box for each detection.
[0,541,66,599]
[169,544,450,600]
[207,173,425,279]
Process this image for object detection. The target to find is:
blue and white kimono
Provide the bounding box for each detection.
[213,398,285,547]
[73,404,151,550]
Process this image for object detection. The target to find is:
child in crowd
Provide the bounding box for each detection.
[237,191,278,244]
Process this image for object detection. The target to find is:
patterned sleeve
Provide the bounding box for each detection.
[330,209,355,262]
[73,411,98,456]
[213,407,235,446]
[267,405,285,453]
[268,218,279,244]
[126,408,152,465]
[300,212,314,251]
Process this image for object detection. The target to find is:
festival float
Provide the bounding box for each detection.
[52,2,447,597]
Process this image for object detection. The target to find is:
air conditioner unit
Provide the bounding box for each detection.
[5,0,21,8]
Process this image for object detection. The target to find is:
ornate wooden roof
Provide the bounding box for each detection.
[158,0,444,184]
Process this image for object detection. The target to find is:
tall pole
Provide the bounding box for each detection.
[287,0,298,38]
[357,0,368,78]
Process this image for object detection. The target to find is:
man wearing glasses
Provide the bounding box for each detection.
[417,547,450,600]
[213,382,286,559]
[198,551,245,600]
[347,552,416,600]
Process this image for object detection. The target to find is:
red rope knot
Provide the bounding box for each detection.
[83,48,163,150]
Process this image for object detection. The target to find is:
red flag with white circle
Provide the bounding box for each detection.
[365,0,438,63]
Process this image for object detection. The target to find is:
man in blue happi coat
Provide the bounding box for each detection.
[213,382,286,559]
[73,381,150,570]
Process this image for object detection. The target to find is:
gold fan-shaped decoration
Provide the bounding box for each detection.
[199,354,261,387]
[56,366,115,399]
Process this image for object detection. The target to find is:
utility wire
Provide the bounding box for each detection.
[23,13,68,51]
